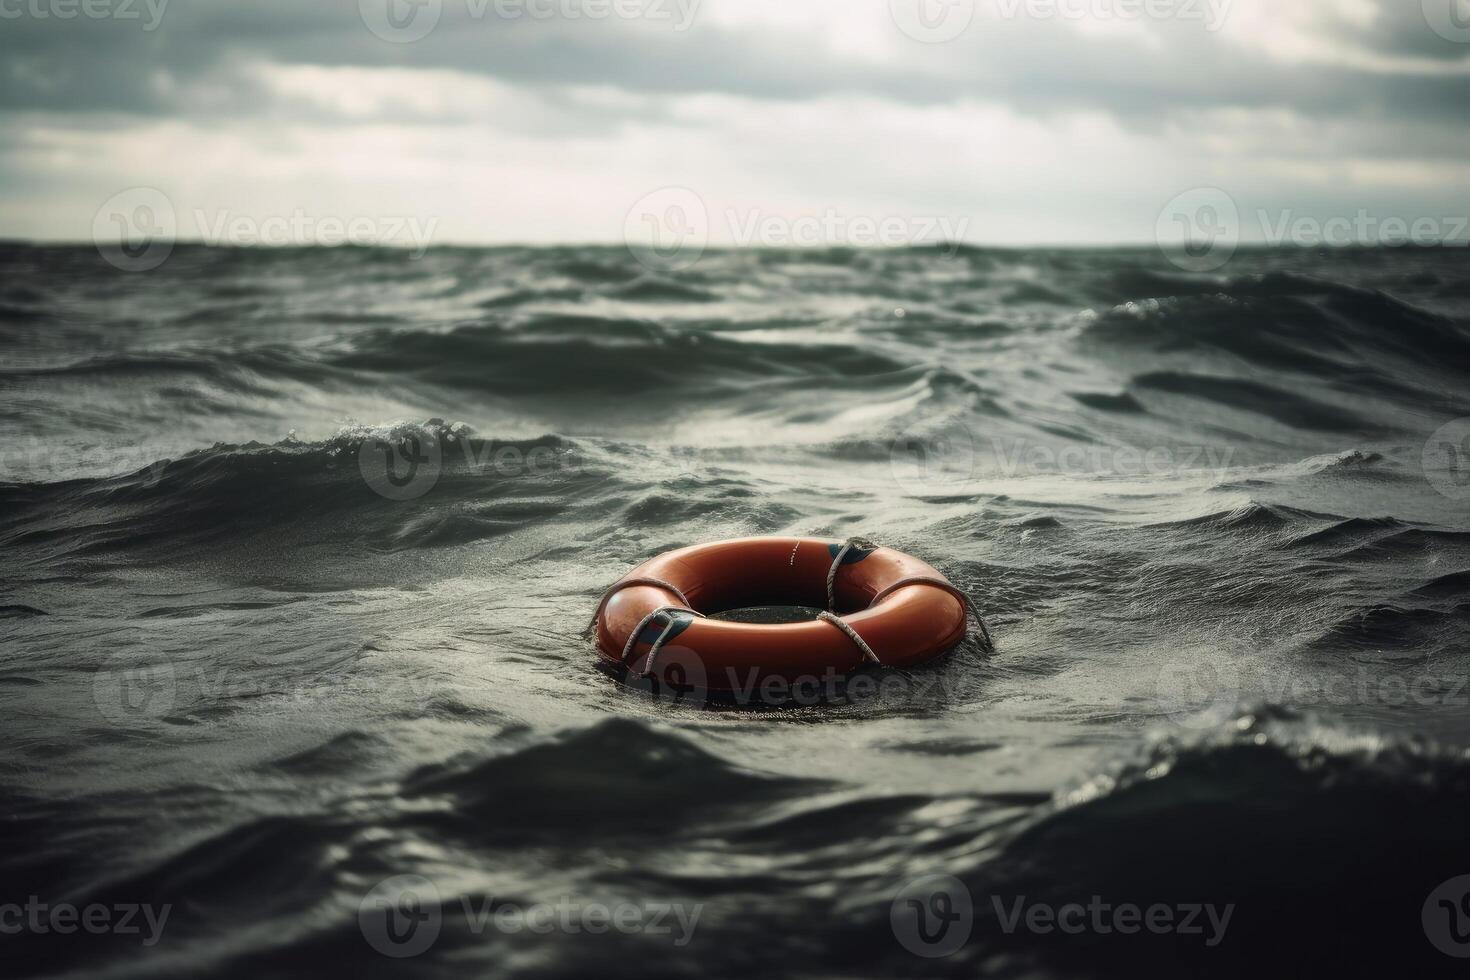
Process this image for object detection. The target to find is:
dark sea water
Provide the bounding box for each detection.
[3,242,1470,978]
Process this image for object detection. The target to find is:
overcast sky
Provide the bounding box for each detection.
[2,0,1469,248]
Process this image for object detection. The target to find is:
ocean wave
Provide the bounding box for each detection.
[6,706,1470,978]
[0,347,332,388]
[0,421,609,559]
[406,718,819,832]
[334,315,911,397]
[1084,270,1470,399]
[1414,570,1470,599]
[1311,602,1470,651]
[1288,515,1409,548]
[1130,371,1374,433]
[953,709,1470,977]
[1150,501,1328,532]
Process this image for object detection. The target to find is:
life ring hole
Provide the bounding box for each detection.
[705,605,825,625]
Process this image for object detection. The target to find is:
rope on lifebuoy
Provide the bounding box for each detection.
[583,576,699,640]
[826,536,996,653]
[825,536,877,612]
[869,574,995,652]
[622,605,706,678]
[817,610,882,665]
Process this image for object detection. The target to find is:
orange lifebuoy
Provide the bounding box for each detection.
[589,537,987,693]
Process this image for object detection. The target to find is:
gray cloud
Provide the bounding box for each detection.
[2,0,1468,246]
[1,0,1468,129]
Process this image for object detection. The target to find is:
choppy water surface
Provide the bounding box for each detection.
[3,243,1470,977]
